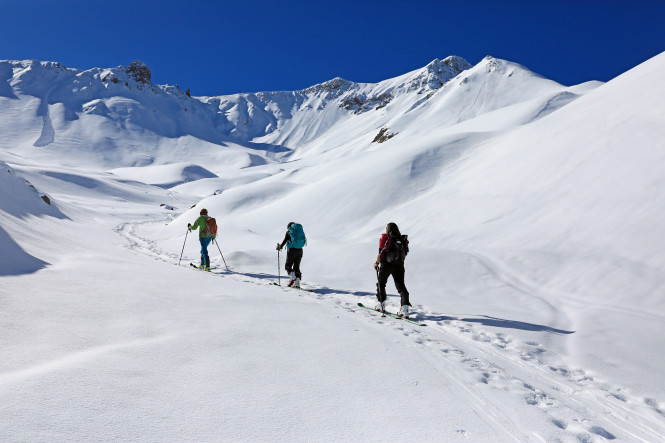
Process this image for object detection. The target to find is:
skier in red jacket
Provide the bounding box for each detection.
[374,222,411,317]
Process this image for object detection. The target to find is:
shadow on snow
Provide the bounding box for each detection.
[206,267,572,334]
[424,312,575,335]
[0,227,49,276]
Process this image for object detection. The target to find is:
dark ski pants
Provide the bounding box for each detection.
[200,237,212,267]
[285,248,303,279]
[377,263,411,306]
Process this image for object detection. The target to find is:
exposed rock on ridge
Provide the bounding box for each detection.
[126,60,151,85]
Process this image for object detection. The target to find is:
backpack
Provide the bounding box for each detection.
[383,235,408,264]
[287,223,307,249]
[203,217,218,238]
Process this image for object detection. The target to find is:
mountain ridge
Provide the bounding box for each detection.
[0,54,597,171]
[0,56,476,150]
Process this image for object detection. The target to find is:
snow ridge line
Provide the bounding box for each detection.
[114,219,665,441]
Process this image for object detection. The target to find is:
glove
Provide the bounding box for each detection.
[188,223,192,229]
[276,243,282,251]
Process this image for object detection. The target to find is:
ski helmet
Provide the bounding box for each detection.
[200,208,208,215]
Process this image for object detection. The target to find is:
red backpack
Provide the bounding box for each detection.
[203,217,218,238]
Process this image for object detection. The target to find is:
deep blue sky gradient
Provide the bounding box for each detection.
[1,0,664,96]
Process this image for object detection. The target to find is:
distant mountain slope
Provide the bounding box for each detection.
[1,55,581,166]
[204,56,472,146]
[1,58,471,150]
[0,60,227,146]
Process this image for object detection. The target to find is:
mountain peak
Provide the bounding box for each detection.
[403,55,471,93]
[425,56,472,73]
[126,60,151,85]
[303,77,353,97]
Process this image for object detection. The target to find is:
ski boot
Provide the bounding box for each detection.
[287,272,296,287]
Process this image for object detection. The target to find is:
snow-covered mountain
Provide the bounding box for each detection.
[2,58,471,149]
[2,53,665,441]
[0,55,572,161]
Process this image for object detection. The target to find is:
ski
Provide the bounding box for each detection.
[190,263,211,271]
[357,302,426,326]
[270,282,313,292]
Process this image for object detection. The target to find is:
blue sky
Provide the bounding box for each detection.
[1,0,664,96]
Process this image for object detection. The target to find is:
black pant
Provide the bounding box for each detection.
[377,262,410,306]
[285,248,303,279]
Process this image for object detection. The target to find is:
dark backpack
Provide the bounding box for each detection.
[384,235,408,264]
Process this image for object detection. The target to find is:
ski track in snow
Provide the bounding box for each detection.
[115,218,665,442]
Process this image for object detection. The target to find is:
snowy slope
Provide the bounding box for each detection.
[164,52,665,399]
[1,52,665,442]
[0,161,64,276]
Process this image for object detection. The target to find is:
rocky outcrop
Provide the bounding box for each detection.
[404,56,472,93]
[303,77,353,98]
[126,61,151,85]
[372,127,396,143]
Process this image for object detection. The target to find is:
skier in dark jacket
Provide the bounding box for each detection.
[374,222,411,317]
[276,222,306,288]
[188,208,215,271]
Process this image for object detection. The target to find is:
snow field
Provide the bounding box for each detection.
[2,52,665,441]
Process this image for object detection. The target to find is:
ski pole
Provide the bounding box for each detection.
[213,238,229,270]
[178,228,189,265]
[375,266,386,317]
[276,244,281,285]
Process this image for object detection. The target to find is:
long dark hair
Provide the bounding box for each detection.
[386,222,401,237]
